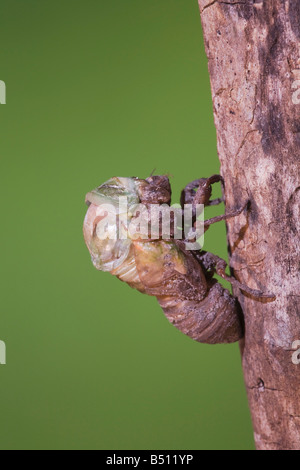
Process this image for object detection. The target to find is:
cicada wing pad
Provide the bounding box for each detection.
[133,240,208,301]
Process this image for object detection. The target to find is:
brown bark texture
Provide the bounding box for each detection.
[198,0,300,451]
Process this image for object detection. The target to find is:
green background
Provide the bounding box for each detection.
[0,0,254,450]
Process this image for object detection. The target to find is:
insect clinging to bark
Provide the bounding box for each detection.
[83,175,274,345]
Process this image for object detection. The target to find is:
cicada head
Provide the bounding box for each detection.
[139,175,172,205]
[83,175,172,273]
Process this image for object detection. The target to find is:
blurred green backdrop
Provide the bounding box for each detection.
[0,0,254,450]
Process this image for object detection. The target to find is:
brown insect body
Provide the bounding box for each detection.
[132,239,243,344]
[84,175,273,345]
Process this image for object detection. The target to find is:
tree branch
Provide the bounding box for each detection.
[198,0,300,450]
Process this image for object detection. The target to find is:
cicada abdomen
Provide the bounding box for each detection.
[83,176,244,345]
[132,239,243,344]
[158,283,243,345]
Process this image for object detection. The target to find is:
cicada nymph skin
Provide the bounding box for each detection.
[132,239,243,344]
[158,283,242,345]
[83,176,272,345]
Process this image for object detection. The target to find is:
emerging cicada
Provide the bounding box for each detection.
[83,175,273,344]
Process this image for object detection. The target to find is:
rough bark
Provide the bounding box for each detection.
[198,0,300,450]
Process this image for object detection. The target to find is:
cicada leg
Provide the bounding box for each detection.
[197,251,276,300]
[203,201,249,232]
[181,175,225,209]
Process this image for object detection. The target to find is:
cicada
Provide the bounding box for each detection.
[83,175,273,344]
